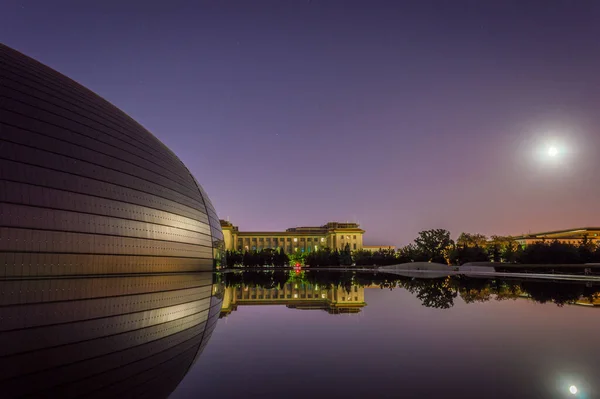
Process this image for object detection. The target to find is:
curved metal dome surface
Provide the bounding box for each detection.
[0,43,223,275]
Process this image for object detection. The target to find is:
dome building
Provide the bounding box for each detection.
[0,43,223,275]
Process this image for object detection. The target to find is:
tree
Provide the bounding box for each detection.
[448,244,488,265]
[578,234,596,264]
[274,247,289,267]
[594,244,600,263]
[329,249,341,266]
[397,244,423,262]
[488,244,501,263]
[289,251,306,265]
[225,250,244,267]
[372,248,398,265]
[413,229,453,264]
[502,240,519,263]
[353,250,374,266]
[456,233,488,248]
[517,240,580,264]
[514,241,525,263]
[340,244,353,266]
[305,248,338,267]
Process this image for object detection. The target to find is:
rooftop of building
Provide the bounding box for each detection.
[220,220,364,234]
[514,227,600,239]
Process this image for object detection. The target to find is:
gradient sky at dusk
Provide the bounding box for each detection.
[3,1,599,245]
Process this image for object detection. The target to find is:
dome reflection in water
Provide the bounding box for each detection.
[0,271,223,398]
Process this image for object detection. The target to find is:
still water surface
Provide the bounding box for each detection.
[173,271,600,399]
[1,270,599,398]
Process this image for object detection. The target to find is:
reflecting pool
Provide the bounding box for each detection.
[2,270,599,398]
[172,270,600,399]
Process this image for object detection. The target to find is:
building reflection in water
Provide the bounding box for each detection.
[220,271,600,315]
[0,272,223,398]
[221,283,366,316]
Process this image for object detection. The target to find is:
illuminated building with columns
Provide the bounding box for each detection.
[220,220,366,253]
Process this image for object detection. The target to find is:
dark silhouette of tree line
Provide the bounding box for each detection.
[396,230,600,266]
[225,248,289,267]
[304,245,353,267]
[449,233,600,265]
[225,244,396,268]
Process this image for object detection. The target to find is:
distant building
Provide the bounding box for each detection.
[220,220,365,252]
[514,227,600,246]
[362,245,396,252]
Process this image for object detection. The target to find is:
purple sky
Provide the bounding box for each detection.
[3,1,599,246]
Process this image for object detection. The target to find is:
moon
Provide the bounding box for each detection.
[548,146,559,157]
[569,385,578,395]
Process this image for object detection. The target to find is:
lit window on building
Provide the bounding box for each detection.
[293,238,298,242]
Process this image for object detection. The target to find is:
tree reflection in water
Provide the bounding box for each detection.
[226,270,600,309]
[401,278,457,309]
